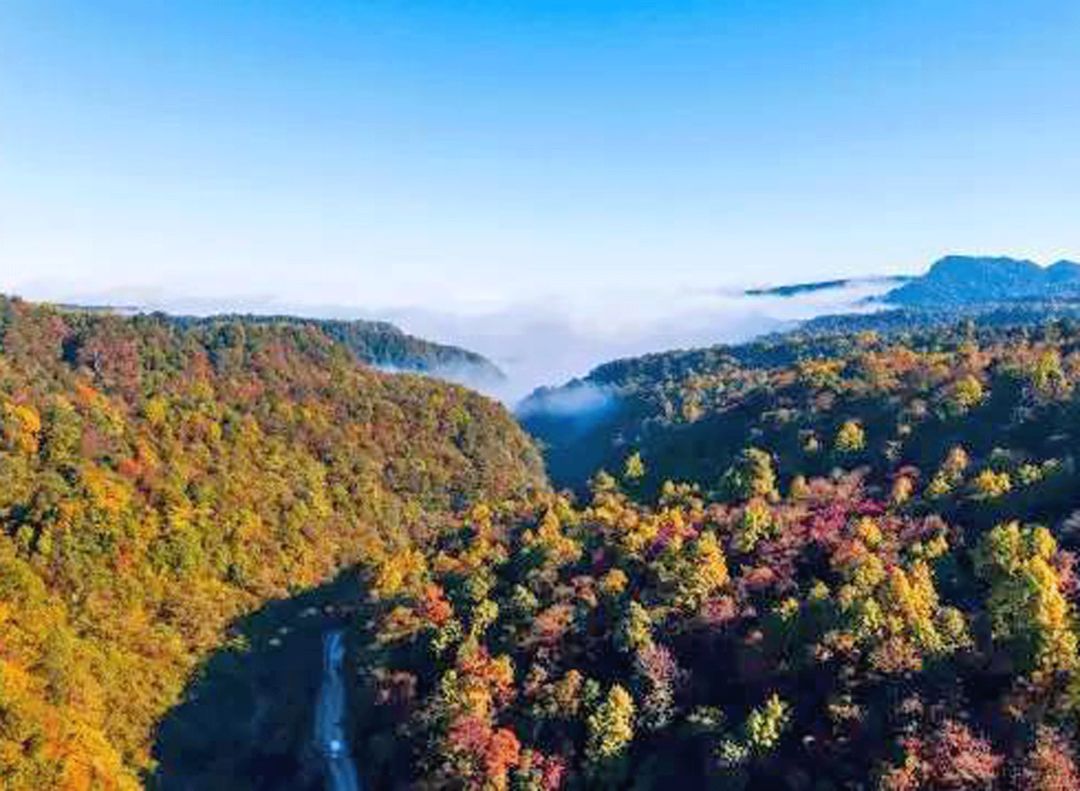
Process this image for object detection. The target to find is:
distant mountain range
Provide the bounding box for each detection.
[738,255,1080,342]
[746,255,1080,307]
[884,255,1080,306]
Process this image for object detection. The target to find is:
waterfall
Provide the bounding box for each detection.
[313,630,361,791]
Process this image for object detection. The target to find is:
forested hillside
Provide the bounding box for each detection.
[163,313,504,383]
[0,297,543,789]
[10,290,1080,789]
[360,319,1080,788]
[522,320,1080,501]
[796,302,1080,338]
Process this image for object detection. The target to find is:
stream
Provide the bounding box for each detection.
[313,629,362,791]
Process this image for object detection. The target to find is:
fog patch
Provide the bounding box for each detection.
[516,381,614,419]
[371,360,505,393]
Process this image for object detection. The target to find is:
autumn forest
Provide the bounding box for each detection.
[4,286,1080,790]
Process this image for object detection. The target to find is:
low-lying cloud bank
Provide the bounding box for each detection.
[385,278,897,404]
[7,278,897,406]
[371,360,506,391]
[515,381,614,419]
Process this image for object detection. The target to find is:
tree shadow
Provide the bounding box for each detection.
[149,570,363,790]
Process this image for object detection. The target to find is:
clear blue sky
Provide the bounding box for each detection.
[2,1,1079,311]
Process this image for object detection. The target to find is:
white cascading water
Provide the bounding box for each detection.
[314,630,361,791]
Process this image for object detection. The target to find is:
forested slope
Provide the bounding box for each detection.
[361,319,1080,788]
[164,313,505,382]
[522,320,1080,504]
[0,297,543,789]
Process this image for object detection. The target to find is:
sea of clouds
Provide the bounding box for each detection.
[384,278,898,403]
[6,277,899,406]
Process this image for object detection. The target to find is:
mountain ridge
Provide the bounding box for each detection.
[53,303,505,383]
[884,254,1080,306]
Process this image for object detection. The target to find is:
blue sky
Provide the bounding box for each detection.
[2,1,1079,313]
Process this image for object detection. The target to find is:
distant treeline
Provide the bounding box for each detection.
[161,312,505,380]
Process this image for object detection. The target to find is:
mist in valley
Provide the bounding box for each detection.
[383,277,898,404]
[4,277,898,406]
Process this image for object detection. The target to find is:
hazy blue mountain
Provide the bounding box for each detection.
[884,255,1080,306]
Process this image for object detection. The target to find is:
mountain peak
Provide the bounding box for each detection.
[929,254,1039,272]
[886,254,1080,306]
[1047,259,1080,281]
